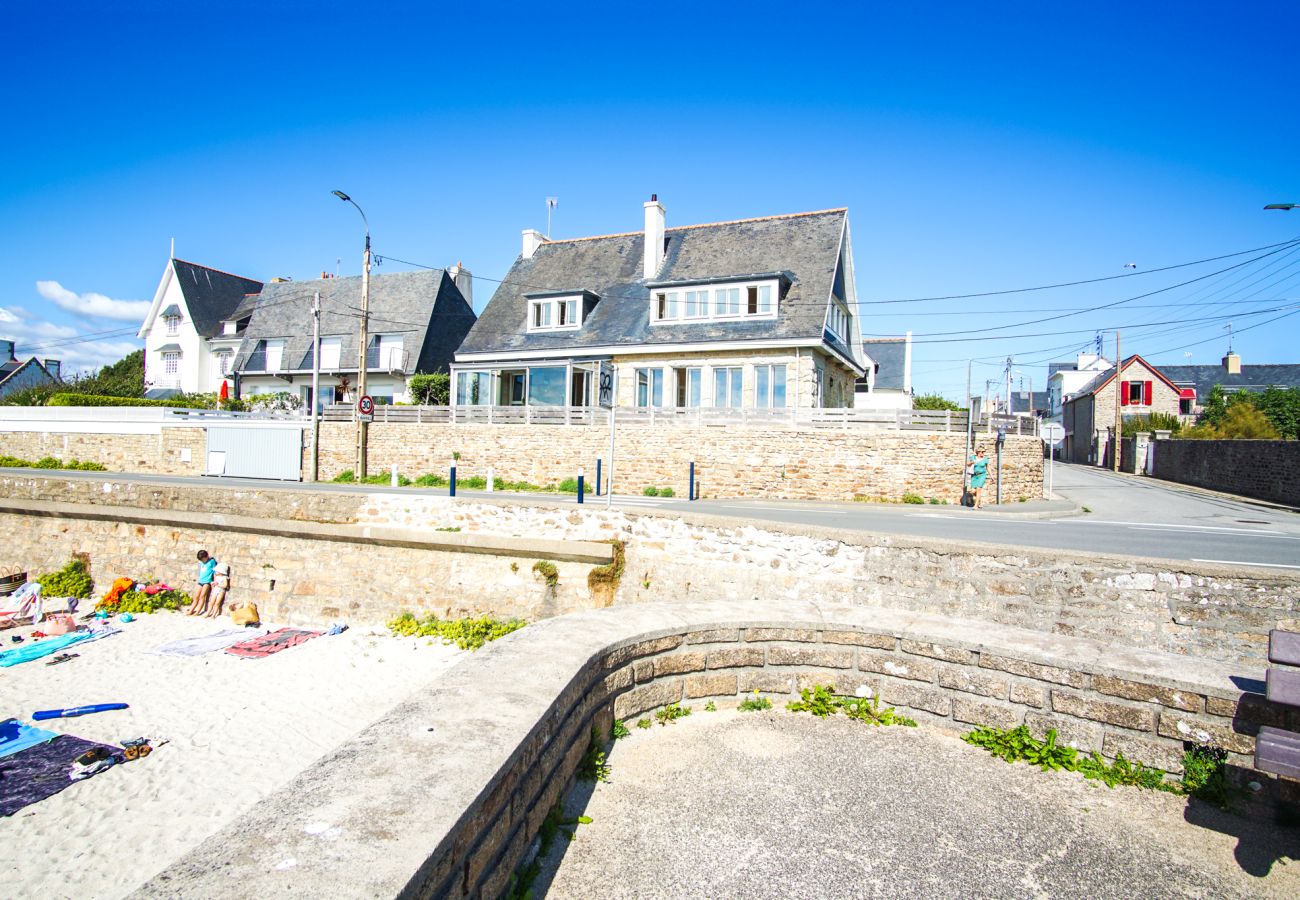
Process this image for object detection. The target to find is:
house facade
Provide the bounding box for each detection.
[0,340,61,400]
[1159,352,1300,417]
[137,258,264,397]
[232,268,475,408]
[1060,354,1183,464]
[854,335,912,409]
[1045,353,1112,425]
[452,198,865,411]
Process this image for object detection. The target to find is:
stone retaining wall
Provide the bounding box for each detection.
[1152,439,1300,507]
[137,601,1291,899]
[0,428,206,476]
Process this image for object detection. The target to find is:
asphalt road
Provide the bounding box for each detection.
[7,464,1298,569]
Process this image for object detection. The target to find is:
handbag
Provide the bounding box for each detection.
[231,603,260,627]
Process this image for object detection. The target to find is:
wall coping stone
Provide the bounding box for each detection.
[137,598,1262,899]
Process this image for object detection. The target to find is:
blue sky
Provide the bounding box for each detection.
[2,1,1297,399]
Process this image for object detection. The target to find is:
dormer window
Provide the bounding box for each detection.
[526,293,588,332]
[649,277,779,325]
[827,301,850,342]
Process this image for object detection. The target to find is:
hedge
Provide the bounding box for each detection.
[47,393,213,409]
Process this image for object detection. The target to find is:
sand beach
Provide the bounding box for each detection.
[0,610,464,899]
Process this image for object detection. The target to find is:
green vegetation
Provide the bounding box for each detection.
[0,454,106,471]
[738,691,772,712]
[434,526,461,532]
[331,469,413,486]
[1120,412,1183,436]
[532,560,559,587]
[36,557,94,599]
[659,487,675,498]
[901,492,925,504]
[587,539,626,599]
[786,684,917,727]
[510,804,593,898]
[1180,744,1236,808]
[386,612,526,649]
[1188,384,1300,440]
[406,372,451,405]
[643,486,659,496]
[612,720,631,739]
[114,587,191,614]
[704,700,717,712]
[636,717,652,729]
[913,393,962,411]
[654,702,691,725]
[577,725,611,782]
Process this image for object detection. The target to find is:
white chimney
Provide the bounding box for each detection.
[522,229,546,259]
[1223,351,1241,375]
[643,194,665,279]
[449,261,472,307]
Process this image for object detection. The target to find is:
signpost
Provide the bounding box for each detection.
[1040,422,1065,497]
[358,395,374,422]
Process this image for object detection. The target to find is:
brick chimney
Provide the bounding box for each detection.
[448,261,472,306]
[44,359,61,379]
[643,194,665,279]
[1222,351,1241,375]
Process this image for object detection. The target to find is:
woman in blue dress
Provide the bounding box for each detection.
[969,448,989,509]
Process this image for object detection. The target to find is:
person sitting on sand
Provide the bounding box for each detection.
[187,550,217,616]
[205,562,231,619]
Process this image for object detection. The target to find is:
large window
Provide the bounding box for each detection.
[827,302,850,341]
[528,296,583,332]
[684,290,709,319]
[714,287,741,316]
[651,280,777,325]
[216,352,231,375]
[636,368,665,407]
[713,367,743,408]
[320,337,341,370]
[676,367,702,407]
[163,352,180,375]
[528,366,567,406]
[755,364,787,408]
[456,371,492,405]
[653,292,679,322]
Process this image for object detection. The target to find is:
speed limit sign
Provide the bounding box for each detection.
[358,395,374,419]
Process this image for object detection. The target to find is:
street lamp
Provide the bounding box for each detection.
[1264,203,1297,211]
[333,190,372,479]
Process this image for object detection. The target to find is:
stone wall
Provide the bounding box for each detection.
[137,600,1294,899]
[1152,439,1300,507]
[0,427,206,476]
[319,420,1043,503]
[2,475,1296,666]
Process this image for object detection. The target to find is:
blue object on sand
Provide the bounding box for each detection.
[32,703,129,721]
[0,718,59,759]
[0,631,93,668]
[119,613,135,623]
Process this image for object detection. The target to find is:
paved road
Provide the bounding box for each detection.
[8,465,1299,569]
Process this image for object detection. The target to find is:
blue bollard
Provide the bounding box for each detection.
[595,458,602,496]
[449,461,457,498]
[577,467,585,504]
[689,461,695,501]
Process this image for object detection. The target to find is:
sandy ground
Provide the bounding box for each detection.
[541,710,1300,899]
[0,611,464,899]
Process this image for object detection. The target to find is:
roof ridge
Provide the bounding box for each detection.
[173,258,263,284]
[541,208,848,246]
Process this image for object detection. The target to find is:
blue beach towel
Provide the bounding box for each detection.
[0,631,93,668]
[0,719,58,759]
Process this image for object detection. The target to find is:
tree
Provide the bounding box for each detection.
[407,372,450,405]
[1216,404,1281,439]
[913,393,961,412]
[1197,384,1228,427]
[1253,386,1300,440]
[0,348,145,406]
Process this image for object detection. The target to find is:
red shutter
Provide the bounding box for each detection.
[1120,381,1129,405]
[1144,381,1152,406]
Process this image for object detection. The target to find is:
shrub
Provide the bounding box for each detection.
[245,391,302,412]
[387,612,526,649]
[659,487,675,497]
[1121,412,1182,436]
[407,372,451,405]
[901,492,925,504]
[643,486,660,496]
[36,558,94,599]
[0,455,106,471]
[738,692,772,712]
[532,560,559,587]
[913,393,962,411]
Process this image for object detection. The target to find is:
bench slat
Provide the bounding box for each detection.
[1255,726,1300,780]
[1266,667,1300,707]
[1269,629,1300,667]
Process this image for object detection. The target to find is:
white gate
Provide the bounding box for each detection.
[205,425,303,481]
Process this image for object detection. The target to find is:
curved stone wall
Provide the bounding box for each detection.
[139,599,1287,900]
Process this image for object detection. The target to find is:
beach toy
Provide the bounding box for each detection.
[33,703,129,720]
[119,613,135,623]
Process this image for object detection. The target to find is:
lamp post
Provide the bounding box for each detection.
[333,190,371,479]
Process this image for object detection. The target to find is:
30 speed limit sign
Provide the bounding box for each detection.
[358,395,374,419]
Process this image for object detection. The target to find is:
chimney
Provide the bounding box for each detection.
[0,339,13,361]
[522,229,546,259]
[44,359,61,380]
[449,261,472,306]
[1223,351,1241,375]
[643,194,666,279]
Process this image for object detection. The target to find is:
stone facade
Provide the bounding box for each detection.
[0,428,206,476]
[1151,439,1300,507]
[1063,357,1182,465]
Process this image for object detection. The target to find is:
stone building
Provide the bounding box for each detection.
[1061,354,1183,464]
[1159,351,1300,417]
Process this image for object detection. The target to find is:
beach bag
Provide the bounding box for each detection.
[231,603,260,627]
[43,613,77,635]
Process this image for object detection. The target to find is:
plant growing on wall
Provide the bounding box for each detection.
[532,560,559,587]
[587,540,625,607]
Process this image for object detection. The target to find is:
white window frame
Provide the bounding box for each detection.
[755,364,787,409]
[712,366,743,408]
[216,351,232,375]
[528,296,584,333]
[649,279,779,326]
[319,337,342,370]
[165,315,180,336]
[826,301,851,342]
[636,367,666,408]
[162,351,180,375]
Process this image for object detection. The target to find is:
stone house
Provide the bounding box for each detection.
[232,268,476,408]
[1159,351,1300,417]
[0,340,61,400]
[137,258,264,397]
[452,197,865,410]
[1060,354,1183,464]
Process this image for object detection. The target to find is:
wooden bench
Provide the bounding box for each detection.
[1256,629,1300,780]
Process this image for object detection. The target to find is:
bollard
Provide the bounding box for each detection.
[486,465,494,492]
[391,463,398,488]
[689,461,695,501]
[449,458,457,498]
[595,458,602,496]
[577,466,585,504]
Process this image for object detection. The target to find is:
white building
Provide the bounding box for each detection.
[137,258,264,397]
[1045,353,1112,425]
[854,334,912,409]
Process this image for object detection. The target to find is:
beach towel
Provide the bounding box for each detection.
[0,623,120,668]
[0,734,119,817]
[148,628,267,657]
[0,719,58,760]
[225,627,322,659]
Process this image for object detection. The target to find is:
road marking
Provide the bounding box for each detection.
[1126,526,1299,540]
[720,506,848,514]
[1192,558,1300,570]
[1074,519,1285,535]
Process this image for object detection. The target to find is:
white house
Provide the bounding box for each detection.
[854,334,912,409]
[1045,353,1112,426]
[137,258,263,397]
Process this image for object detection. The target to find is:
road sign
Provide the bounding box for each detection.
[358,395,374,421]
[1041,422,1065,445]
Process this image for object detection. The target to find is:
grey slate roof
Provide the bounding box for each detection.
[458,209,851,362]
[861,338,907,391]
[1157,363,1300,398]
[232,269,475,375]
[172,259,264,339]
[1011,390,1048,414]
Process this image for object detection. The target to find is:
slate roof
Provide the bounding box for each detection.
[0,357,58,398]
[172,259,264,339]
[233,269,476,375]
[1157,363,1300,398]
[1011,390,1048,414]
[861,338,907,391]
[458,209,854,365]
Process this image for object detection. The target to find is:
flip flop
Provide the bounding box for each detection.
[45,653,79,666]
[75,746,112,766]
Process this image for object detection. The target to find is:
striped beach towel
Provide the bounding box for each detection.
[225,627,321,659]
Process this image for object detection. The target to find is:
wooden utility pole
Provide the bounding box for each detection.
[1113,331,1122,472]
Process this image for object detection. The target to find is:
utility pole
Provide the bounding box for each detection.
[963,358,973,497]
[333,190,371,480]
[1004,356,1012,417]
[1113,331,1122,472]
[310,291,321,482]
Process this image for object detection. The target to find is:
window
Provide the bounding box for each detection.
[1179,397,1194,416]
[827,302,850,341]
[684,290,709,318]
[532,302,552,329]
[652,280,777,325]
[746,285,774,315]
[755,364,787,408]
[319,337,341,370]
[675,367,702,407]
[715,287,741,316]
[163,352,179,375]
[653,292,680,322]
[264,340,285,372]
[636,368,665,407]
[528,296,584,332]
[1122,380,1151,406]
[456,371,492,405]
[559,299,577,326]
[216,352,231,375]
[165,315,180,336]
[713,367,743,408]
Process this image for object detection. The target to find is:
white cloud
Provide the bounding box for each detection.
[36,280,151,321]
[0,305,141,375]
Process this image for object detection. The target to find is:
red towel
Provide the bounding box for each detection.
[225,627,322,659]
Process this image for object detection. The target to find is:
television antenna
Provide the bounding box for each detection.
[546,197,558,238]
[1225,322,1233,353]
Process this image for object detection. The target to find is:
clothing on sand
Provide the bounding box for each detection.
[225,627,322,659]
[0,718,59,760]
[0,734,119,817]
[147,628,267,657]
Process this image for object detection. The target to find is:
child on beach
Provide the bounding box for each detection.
[205,562,231,619]
[187,550,218,616]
